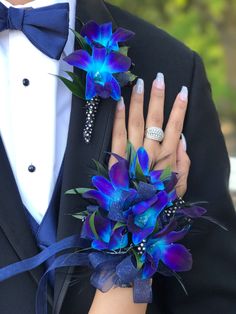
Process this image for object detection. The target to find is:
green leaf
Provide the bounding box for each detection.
[126,71,137,82]
[160,166,172,180]
[72,211,88,220]
[126,141,136,165]
[65,71,85,90]
[55,75,85,99]
[113,222,126,231]
[65,188,93,194]
[119,46,129,56]
[70,29,92,52]
[89,212,99,239]
[92,159,109,178]
[132,249,144,270]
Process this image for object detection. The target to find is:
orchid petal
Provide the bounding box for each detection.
[94,215,112,243]
[109,227,128,250]
[162,227,190,244]
[153,181,165,190]
[137,147,149,175]
[100,22,113,46]
[181,206,207,218]
[111,28,135,44]
[142,254,159,279]
[134,208,158,230]
[132,195,158,215]
[64,50,92,71]
[92,239,108,250]
[83,190,109,209]
[109,160,129,190]
[153,191,169,214]
[81,20,100,41]
[150,170,162,183]
[132,227,154,245]
[105,51,131,73]
[110,76,121,101]
[160,243,192,272]
[85,73,96,100]
[92,176,115,195]
[81,216,95,240]
[92,47,107,68]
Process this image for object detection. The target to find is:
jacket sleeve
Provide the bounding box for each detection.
[151,52,236,314]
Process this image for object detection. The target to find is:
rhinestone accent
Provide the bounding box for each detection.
[83,96,100,143]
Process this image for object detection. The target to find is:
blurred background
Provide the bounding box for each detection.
[108,0,236,206]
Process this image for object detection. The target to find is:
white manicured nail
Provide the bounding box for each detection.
[181,133,187,151]
[154,72,165,89]
[179,86,188,101]
[117,97,125,111]
[135,78,144,94]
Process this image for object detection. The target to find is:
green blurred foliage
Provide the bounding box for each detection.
[108,0,236,121]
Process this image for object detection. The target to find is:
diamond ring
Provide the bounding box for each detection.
[145,127,164,142]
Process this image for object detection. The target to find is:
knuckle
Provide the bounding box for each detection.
[129,117,144,130]
[148,115,163,126]
[114,128,127,139]
[169,119,182,133]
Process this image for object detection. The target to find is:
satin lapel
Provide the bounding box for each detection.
[0,137,53,305]
[54,0,118,311]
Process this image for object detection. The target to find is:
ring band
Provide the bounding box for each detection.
[145,127,164,142]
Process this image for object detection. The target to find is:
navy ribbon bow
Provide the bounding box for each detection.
[0,2,69,60]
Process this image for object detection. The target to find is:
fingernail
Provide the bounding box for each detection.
[180,133,187,151]
[154,72,165,89]
[179,86,188,101]
[117,97,125,111]
[135,78,144,94]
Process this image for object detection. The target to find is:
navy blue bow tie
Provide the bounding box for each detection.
[0,2,69,60]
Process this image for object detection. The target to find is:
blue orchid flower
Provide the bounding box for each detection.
[127,190,169,245]
[81,213,128,250]
[64,47,131,101]
[81,21,135,51]
[83,159,137,221]
[139,225,192,279]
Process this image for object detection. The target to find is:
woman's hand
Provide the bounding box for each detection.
[89,74,191,314]
[110,73,190,197]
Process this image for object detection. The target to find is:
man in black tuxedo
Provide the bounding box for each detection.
[0,0,235,313]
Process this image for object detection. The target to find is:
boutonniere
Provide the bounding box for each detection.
[59,21,136,143]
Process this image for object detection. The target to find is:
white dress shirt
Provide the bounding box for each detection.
[0,0,76,223]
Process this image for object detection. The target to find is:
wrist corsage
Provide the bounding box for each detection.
[0,144,225,314]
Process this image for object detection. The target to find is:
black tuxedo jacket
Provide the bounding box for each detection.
[0,0,236,313]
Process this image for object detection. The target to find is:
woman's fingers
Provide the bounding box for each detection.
[128,79,145,150]
[162,86,188,155]
[109,97,127,169]
[144,73,165,161]
[175,136,191,197]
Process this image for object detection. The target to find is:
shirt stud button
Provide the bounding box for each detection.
[28,165,36,172]
[23,78,30,86]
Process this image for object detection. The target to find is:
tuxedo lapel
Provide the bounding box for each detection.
[54,0,119,311]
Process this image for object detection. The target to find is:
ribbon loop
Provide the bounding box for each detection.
[8,7,25,30]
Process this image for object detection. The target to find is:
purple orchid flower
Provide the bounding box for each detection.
[81,21,135,51]
[140,226,192,279]
[127,191,169,245]
[81,214,128,250]
[64,47,131,101]
[83,160,137,219]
